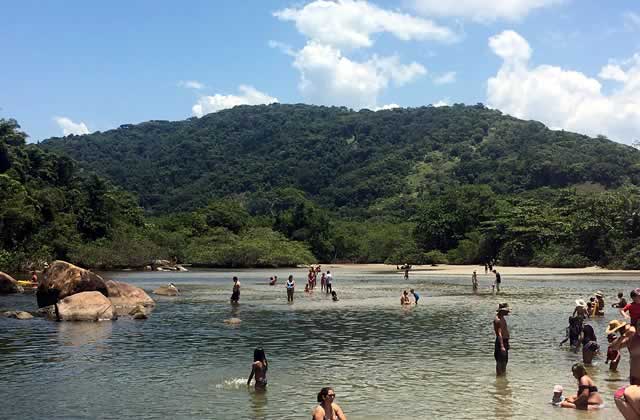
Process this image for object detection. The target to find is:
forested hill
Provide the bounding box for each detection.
[40,104,640,216]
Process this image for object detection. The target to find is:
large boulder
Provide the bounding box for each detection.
[40,291,116,321]
[0,272,19,294]
[153,285,179,296]
[105,280,155,315]
[36,261,108,308]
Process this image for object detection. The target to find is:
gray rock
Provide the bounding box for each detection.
[15,311,33,320]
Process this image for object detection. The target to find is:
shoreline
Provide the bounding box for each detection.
[320,263,640,276]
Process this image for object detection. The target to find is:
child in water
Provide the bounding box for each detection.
[410,289,420,305]
[551,385,564,406]
[606,333,622,371]
[331,291,339,301]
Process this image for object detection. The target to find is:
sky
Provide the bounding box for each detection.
[2,0,640,144]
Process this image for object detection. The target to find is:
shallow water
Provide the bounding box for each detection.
[1,268,636,419]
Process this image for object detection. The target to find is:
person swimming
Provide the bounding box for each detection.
[312,387,346,420]
[247,348,268,390]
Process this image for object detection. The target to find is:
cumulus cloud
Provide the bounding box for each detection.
[192,85,278,117]
[274,0,455,49]
[487,30,640,143]
[178,80,205,89]
[433,99,449,107]
[624,11,640,31]
[412,0,563,22]
[53,116,90,136]
[292,41,426,109]
[268,40,296,56]
[374,103,400,111]
[433,71,457,85]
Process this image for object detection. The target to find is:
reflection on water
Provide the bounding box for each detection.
[0,268,637,419]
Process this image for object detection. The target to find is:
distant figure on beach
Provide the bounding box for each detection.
[621,288,640,327]
[231,277,240,304]
[493,270,501,293]
[286,275,295,302]
[606,333,622,371]
[613,292,627,309]
[410,289,420,305]
[471,270,478,292]
[404,267,409,280]
[400,290,411,305]
[594,291,605,316]
[582,324,599,365]
[269,275,278,286]
[608,320,640,418]
[320,272,326,292]
[493,303,510,376]
[326,271,333,294]
[247,347,268,390]
[484,263,488,275]
[331,291,339,301]
[312,387,346,420]
[488,262,493,272]
[560,363,603,410]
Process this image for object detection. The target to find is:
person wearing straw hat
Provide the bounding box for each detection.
[594,291,605,316]
[608,319,640,419]
[493,302,511,376]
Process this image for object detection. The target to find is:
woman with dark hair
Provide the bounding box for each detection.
[561,363,603,410]
[247,348,268,390]
[312,387,346,420]
[581,324,599,365]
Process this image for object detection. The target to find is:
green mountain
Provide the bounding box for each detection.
[35,104,640,268]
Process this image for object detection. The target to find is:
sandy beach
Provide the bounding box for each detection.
[323,263,640,276]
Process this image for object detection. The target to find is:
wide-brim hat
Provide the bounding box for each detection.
[496,303,511,313]
[606,319,627,335]
[595,291,604,297]
[575,299,587,307]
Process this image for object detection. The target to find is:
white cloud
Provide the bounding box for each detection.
[192,85,278,117]
[374,103,400,111]
[413,0,563,22]
[53,116,90,136]
[487,30,640,143]
[268,40,296,56]
[292,41,426,109]
[274,0,455,49]
[433,99,449,107]
[599,64,628,82]
[178,80,205,89]
[624,11,640,31]
[433,71,457,85]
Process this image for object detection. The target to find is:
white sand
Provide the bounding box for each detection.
[319,263,640,276]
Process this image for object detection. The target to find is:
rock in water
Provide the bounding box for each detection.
[36,261,108,308]
[223,317,241,325]
[129,305,148,320]
[15,311,33,320]
[41,291,116,321]
[105,280,155,314]
[0,272,19,294]
[153,286,179,296]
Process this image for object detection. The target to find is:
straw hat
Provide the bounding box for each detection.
[595,291,604,297]
[575,299,587,307]
[606,319,627,335]
[496,302,511,313]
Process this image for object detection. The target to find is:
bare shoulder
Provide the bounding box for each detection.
[312,405,325,419]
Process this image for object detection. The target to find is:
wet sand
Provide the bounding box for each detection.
[323,263,640,276]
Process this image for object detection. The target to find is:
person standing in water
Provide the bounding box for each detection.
[404,267,409,280]
[472,270,478,292]
[286,275,295,303]
[320,272,326,292]
[613,292,628,309]
[325,271,333,295]
[608,320,640,418]
[247,348,268,390]
[493,270,502,293]
[410,289,420,304]
[312,387,346,420]
[494,303,511,376]
[230,277,240,304]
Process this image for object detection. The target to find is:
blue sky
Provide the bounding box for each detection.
[2,0,639,143]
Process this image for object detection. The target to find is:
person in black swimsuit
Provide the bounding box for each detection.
[561,363,603,410]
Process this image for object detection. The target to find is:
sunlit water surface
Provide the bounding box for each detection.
[1,268,638,419]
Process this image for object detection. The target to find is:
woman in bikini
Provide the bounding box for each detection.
[561,363,603,410]
[581,324,599,364]
[608,320,640,419]
[312,387,346,420]
[247,348,268,390]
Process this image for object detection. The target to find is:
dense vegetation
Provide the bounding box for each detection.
[0,118,313,271]
[21,103,640,268]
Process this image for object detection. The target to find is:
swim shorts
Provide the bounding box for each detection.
[494,337,509,363]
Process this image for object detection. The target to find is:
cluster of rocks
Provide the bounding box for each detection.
[0,261,156,322]
[144,259,188,272]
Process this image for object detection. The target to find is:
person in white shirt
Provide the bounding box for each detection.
[286,275,295,302]
[326,271,333,294]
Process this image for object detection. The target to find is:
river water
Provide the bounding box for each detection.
[1,268,637,419]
